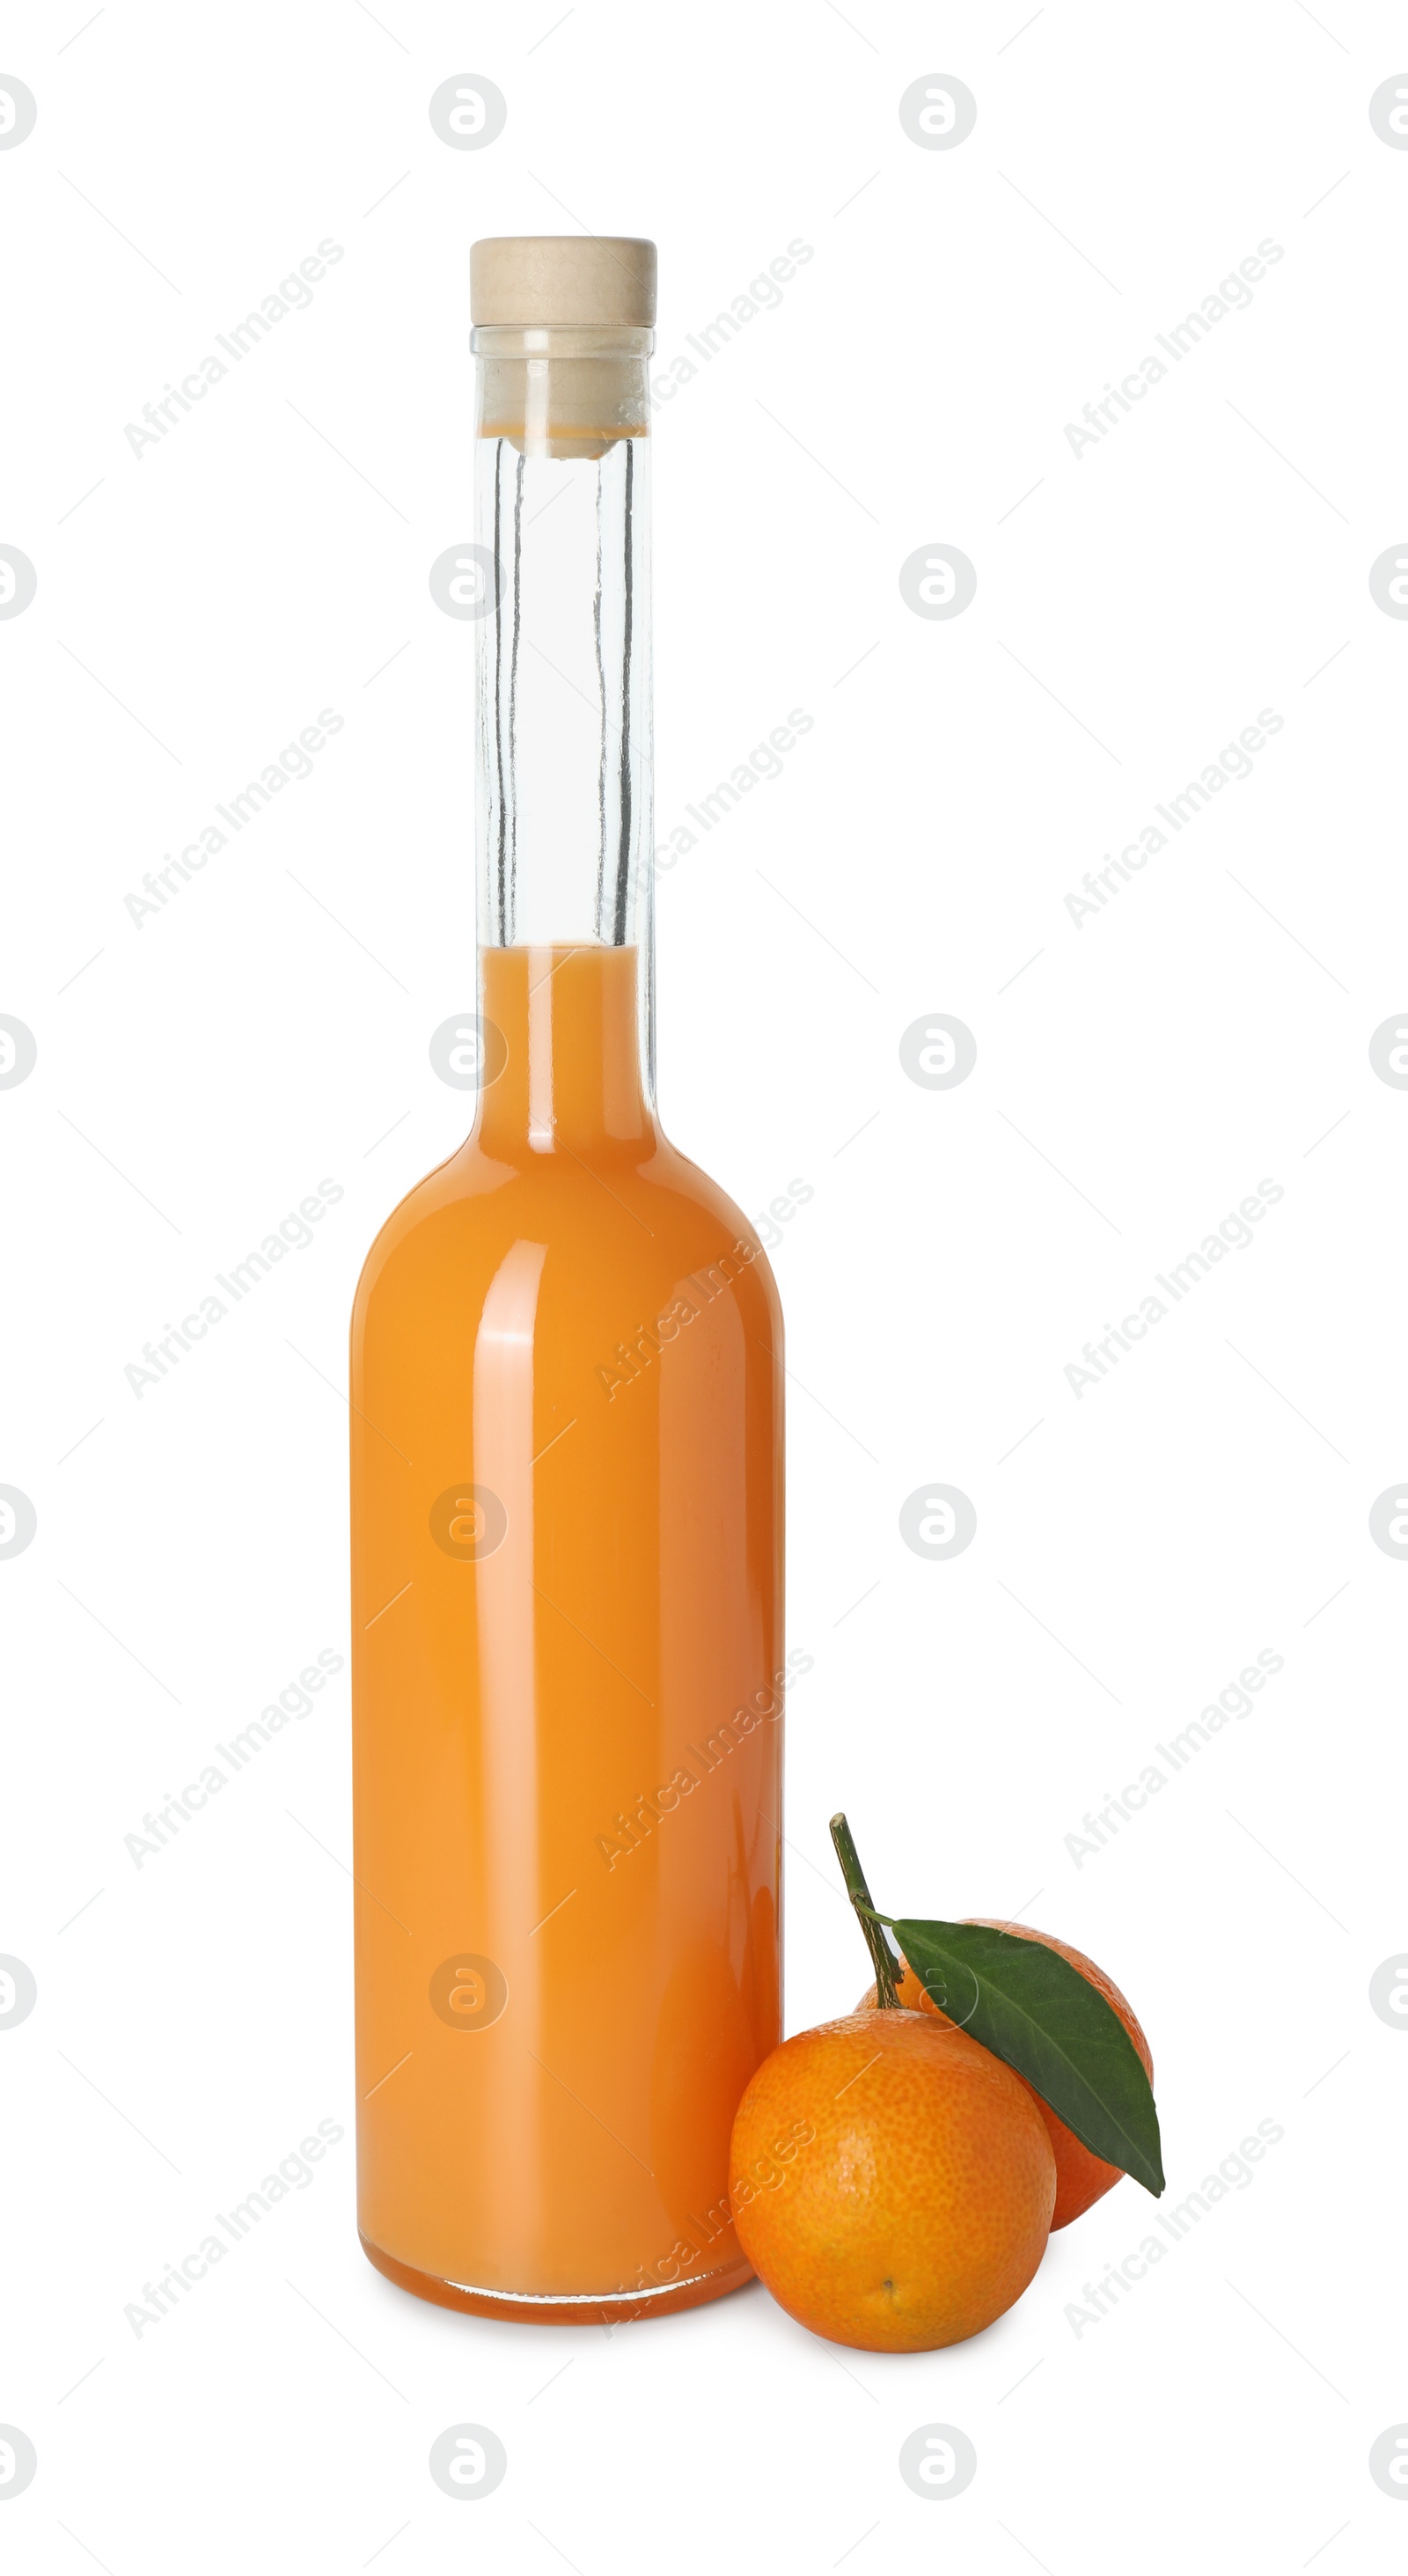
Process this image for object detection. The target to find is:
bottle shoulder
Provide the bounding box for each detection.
[351,1131,781,1339]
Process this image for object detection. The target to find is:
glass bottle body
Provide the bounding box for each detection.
[349,324,784,2320]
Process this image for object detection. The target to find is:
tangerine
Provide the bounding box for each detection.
[729,2007,1055,2352]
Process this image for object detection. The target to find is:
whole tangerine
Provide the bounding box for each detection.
[729,2007,1055,2352]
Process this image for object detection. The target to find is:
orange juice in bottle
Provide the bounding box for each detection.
[349,238,787,2322]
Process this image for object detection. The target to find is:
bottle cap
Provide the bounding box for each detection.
[471,235,656,328]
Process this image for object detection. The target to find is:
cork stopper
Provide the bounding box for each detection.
[472,237,654,458]
[471,236,656,329]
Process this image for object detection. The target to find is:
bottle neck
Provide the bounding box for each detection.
[472,324,654,995]
[475,943,655,1157]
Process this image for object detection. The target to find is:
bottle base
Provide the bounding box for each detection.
[358,2230,755,2325]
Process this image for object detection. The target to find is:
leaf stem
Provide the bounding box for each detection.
[829,1812,903,2009]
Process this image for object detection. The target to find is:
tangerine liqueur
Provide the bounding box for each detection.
[349,236,786,2322]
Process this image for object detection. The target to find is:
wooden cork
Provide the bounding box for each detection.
[472,238,655,455]
[471,236,656,329]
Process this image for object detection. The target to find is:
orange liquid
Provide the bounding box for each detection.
[350,943,784,2321]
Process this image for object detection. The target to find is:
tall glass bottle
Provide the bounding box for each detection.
[349,238,786,2323]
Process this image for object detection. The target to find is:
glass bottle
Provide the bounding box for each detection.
[349,237,786,2323]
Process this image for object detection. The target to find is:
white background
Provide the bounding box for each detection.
[4,1,1407,2566]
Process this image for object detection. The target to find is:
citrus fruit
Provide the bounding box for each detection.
[729,2007,1055,2352]
[859,1920,1153,2228]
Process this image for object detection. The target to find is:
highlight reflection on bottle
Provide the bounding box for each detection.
[349,237,785,2323]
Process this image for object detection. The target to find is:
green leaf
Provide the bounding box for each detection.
[882,1916,1164,2196]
